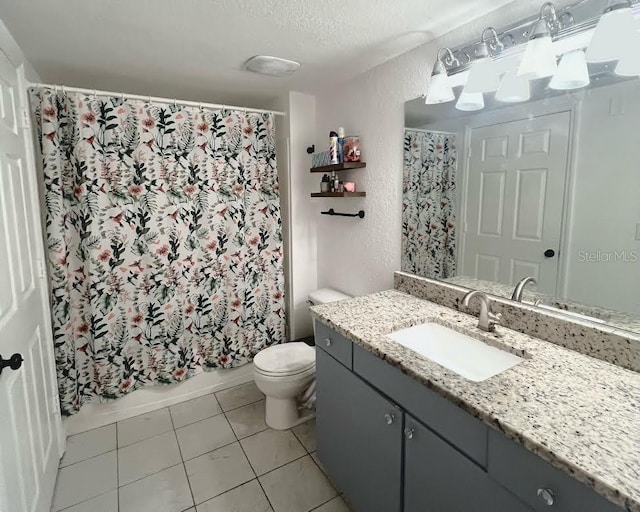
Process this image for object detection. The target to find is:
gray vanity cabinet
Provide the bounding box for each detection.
[314,320,625,512]
[404,416,532,512]
[316,347,403,512]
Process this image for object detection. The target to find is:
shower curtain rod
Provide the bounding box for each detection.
[29,82,287,117]
[404,127,456,135]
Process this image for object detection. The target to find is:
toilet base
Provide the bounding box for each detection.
[265,397,315,430]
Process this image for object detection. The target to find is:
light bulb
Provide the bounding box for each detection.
[586,0,636,63]
[496,70,531,102]
[549,50,590,90]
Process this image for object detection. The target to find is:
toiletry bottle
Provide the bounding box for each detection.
[321,174,329,193]
[337,127,345,163]
[329,131,339,164]
[333,175,339,192]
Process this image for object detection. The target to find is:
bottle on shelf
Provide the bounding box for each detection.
[337,127,345,163]
[329,131,339,164]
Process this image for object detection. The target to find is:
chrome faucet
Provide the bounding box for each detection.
[511,276,538,302]
[462,290,502,332]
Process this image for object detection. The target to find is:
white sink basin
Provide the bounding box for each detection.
[387,323,524,382]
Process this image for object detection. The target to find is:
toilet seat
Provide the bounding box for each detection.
[254,342,315,376]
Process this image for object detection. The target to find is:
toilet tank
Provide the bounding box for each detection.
[308,288,351,306]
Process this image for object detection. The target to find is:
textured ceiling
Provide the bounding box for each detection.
[0,0,516,108]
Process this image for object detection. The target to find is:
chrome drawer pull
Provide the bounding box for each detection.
[404,427,414,440]
[325,338,332,347]
[537,488,555,506]
[384,413,394,425]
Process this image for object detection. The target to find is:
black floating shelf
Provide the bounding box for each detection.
[310,192,366,198]
[310,162,366,173]
[321,208,365,219]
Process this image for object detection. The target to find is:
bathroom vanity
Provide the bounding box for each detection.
[311,291,639,512]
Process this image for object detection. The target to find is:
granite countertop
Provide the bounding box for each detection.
[310,289,640,512]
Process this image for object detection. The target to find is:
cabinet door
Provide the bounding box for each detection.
[316,348,402,512]
[404,416,532,512]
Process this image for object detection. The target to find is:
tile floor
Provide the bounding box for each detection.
[52,381,351,512]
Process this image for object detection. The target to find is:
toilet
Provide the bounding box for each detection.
[253,288,351,430]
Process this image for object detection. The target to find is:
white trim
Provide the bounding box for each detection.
[29,82,287,117]
[63,364,254,436]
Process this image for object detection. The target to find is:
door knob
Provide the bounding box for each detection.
[0,353,24,375]
[544,249,556,258]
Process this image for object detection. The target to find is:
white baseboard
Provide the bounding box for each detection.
[63,363,255,436]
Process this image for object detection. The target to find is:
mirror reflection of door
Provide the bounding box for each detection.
[461,112,570,295]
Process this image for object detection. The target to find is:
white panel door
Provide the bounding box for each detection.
[0,49,63,512]
[462,112,571,295]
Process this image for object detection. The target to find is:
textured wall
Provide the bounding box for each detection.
[313,0,574,297]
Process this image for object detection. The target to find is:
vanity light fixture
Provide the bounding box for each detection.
[518,2,559,79]
[425,48,459,104]
[495,69,531,102]
[464,28,503,94]
[549,49,591,89]
[586,0,637,63]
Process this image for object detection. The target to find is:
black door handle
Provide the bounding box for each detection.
[0,353,23,375]
[544,249,556,258]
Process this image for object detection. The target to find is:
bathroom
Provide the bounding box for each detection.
[0,0,639,511]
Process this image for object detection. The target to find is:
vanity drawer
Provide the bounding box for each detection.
[353,344,487,467]
[314,321,353,369]
[488,429,623,512]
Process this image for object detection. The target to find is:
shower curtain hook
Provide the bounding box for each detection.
[121,91,125,101]
[148,95,152,105]
[199,102,203,110]
[61,85,66,94]
[93,89,97,99]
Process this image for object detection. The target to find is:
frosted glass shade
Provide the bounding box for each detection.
[614,29,640,76]
[456,90,484,111]
[586,6,637,63]
[495,70,531,103]
[517,35,557,79]
[549,50,590,90]
[425,73,455,104]
[464,57,500,94]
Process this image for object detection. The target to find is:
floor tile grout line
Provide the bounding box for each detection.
[230,414,278,511]
[290,426,313,455]
[191,477,262,508]
[55,488,117,512]
[168,406,197,510]
[57,446,118,470]
[237,439,276,511]
[117,461,185,490]
[257,451,312,478]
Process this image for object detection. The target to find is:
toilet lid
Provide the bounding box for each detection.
[254,342,315,374]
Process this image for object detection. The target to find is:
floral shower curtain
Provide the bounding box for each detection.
[402,129,457,279]
[31,88,285,415]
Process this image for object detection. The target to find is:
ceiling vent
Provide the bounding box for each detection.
[244,55,301,77]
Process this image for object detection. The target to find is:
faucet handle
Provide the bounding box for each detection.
[488,311,502,326]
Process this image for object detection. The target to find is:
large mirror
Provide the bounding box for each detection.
[403,74,640,335]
